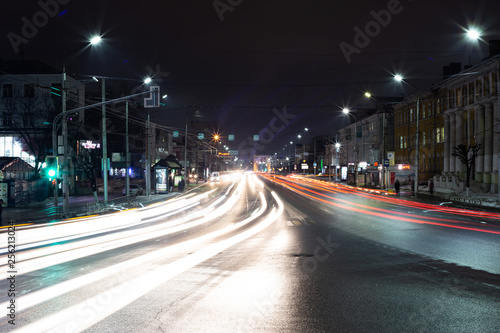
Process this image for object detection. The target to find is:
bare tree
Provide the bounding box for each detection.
[2,91,59,178]
[452,144,482,196]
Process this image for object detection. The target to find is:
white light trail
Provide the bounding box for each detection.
[10,191,282,332]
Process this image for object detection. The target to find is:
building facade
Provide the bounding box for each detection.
[437,55,500,193]
[393,53,500,194]
[393,89,445,184]
[0,60,84,169]
[338,104,395,187]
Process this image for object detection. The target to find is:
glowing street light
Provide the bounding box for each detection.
[144,77,152,84]
[90,35,102,45]
[466,28,481,41]
[394,74,403,82]
[59,35,102,214]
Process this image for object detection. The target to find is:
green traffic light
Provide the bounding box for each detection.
[48,169,56,178]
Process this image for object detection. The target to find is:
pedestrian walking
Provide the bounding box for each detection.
[179,179,185,192]
[169,177,174,192]
[394,179,400,196]
[429,179,434,195]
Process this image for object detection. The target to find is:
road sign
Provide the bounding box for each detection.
[384,159,390,167]
[144,86,160,108]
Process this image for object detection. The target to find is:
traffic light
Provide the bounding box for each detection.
[45,156,58,180]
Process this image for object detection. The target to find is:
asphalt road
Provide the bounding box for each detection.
[1,173,499,332]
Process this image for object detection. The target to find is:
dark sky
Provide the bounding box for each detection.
[2,0,500,156]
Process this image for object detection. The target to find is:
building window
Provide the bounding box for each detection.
[24,84,35,98]
[422,131,426,146]
[404,136,407,149]
[484,76,490,96]
[2,112,13,127]
[2,84,13,98]
[400,136,403,149]
[441,126,445,142]
[477,80,483,97]
[436,128,441,143]
[422,104,426,118]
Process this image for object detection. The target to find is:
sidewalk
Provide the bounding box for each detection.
[319,176,500,212]
[1,184,203,227]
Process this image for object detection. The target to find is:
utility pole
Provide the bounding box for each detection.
[61,68,69,214]
[382,111,386,190]
[184,114,188,183]
[102,79,108,202]
[125,101,130,197]
[146,112,151,196]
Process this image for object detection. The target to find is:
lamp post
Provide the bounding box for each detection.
[394,74,420,197]
[298,134,306,175]
[364,92,387,190]
[61,35,101,214]
[335,142,341,181]
[342,108,358,185]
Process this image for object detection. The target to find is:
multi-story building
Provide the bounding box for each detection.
[0,59,84,168]
[393,89,445,184]
[393,42,500,194]
[0,59,84,204]
[435,53,500,193]
[338,102,396,187]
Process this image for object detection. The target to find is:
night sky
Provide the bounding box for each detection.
[2,0,500,156]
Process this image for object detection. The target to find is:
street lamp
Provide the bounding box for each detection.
[394,74,420,196]
[335,142,341,181]
[342,108,359,186]
[466,28,481,41]
[60,35,102,214]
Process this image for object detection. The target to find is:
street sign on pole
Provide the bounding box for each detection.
[384,159,390,167]
[144,86,160,108]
